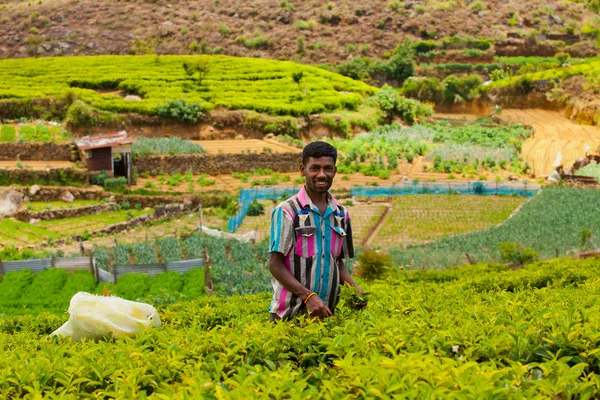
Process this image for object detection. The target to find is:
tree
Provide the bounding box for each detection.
[381,40,414,84]
[183,59,211,85]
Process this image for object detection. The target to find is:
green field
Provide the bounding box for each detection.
[0,55,376,119]
[0,209,152,247]
[3,258,600,397]
[38,209,152,236]
[373,194,526,248]
[25,200,104,212]
[390,186,600,268]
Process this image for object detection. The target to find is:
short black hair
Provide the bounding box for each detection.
[302,141,337,165]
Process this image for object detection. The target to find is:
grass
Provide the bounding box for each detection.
[373,194,526,249]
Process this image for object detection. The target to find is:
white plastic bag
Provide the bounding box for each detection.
[50,292,161,341]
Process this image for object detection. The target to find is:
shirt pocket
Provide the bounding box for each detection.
[295,226,317,258]
[331,226,346,258]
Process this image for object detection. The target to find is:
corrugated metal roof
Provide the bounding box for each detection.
[75,131,134,151]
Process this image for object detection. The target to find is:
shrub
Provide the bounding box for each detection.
[354,249,393,280]
[247,201,265,216]
[368,85,433,123]
[336,57,374,81]
[104,177,128,192]
[155,99,204,123]
[218,24,230,35]
[470,1,484,10]
[499,242,539,267]
[375,40,414,83]
[413,41,437,54]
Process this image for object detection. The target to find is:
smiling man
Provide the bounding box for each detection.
[268,141,363,321]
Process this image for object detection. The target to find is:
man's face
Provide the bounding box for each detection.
[301,156,336,195]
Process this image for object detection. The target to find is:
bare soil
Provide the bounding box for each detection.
[0,0,595,62]
[499,109,600,177]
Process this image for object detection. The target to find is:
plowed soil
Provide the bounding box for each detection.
[499,109,600,177]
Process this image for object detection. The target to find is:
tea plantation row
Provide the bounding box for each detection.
[2,258,600,398]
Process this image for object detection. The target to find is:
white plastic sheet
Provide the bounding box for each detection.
[50,292,161,341]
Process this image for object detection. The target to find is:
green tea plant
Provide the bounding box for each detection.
[0,55,378,120]
[4,259,600,397]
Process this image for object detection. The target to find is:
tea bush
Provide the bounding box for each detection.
[4,258,600,397]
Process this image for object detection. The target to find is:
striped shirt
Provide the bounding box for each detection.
[269,186,354,319]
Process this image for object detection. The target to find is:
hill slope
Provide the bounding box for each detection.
[0,0,598,62]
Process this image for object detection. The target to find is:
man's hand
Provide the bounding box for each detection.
[305,294,332,318]
[355,285,364,296]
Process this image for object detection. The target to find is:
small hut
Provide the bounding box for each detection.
[75,131,135,184]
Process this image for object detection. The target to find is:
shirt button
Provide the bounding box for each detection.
[322,254,325,258]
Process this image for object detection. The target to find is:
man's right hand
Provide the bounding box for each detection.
[305,294,332,318]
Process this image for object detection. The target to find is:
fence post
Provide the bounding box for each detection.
[91,254,98,281]
[203,248,214,295]
[0,258,3,276]
[113,266,118,283]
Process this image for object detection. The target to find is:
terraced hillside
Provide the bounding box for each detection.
[499,109,600,177]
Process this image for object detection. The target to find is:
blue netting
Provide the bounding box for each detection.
[351,181,540,197]
[228,186,299,232]
[228,182,541,232]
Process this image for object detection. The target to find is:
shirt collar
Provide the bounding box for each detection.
[297,186,341,217]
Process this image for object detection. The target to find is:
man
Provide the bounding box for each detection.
[269,141,363,321]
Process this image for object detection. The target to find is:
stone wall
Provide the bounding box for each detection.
[14,203,116,222]
[135,152,301,175]
[0,169,89,187]
[118,193,232,209]
[0,143,74,161]
[13,186,106,202]
[71,203,192,240]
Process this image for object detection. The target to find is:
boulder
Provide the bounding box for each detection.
[0,189,25,218]
[29,185,41,196]
[265,133,275,139]
[124,95,142,101]
[235,134,245,140]
[60,190,75,203]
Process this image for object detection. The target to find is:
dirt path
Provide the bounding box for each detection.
[363,199,393,247]
[499,109,600,177]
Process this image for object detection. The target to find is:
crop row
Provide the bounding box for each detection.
[390,186,600,268]
[93,232,271,296]
[328,120,531,178]
[3,258,600,397]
